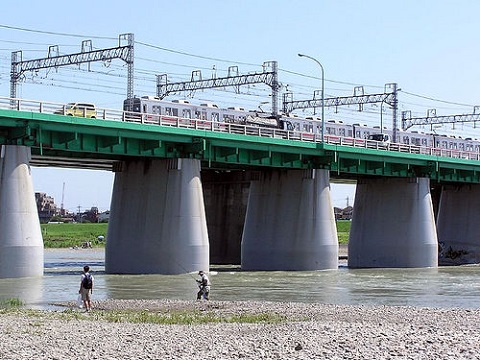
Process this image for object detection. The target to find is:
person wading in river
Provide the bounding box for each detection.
[196,270,211,300]
[79,265,94,311]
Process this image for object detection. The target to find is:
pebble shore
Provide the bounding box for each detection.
[0,299,479,359]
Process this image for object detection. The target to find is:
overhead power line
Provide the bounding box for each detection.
[136,40,260,67]
[401,90,473,108]
[0,24,116,40]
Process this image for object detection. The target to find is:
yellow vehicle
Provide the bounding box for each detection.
[54,103,97,118]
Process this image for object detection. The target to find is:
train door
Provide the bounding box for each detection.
[151,104,162,123]
[182,107,192,119]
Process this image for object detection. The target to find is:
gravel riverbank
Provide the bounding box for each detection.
[0,299,479,359]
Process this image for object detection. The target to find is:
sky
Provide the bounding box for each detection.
[1,1,479,212]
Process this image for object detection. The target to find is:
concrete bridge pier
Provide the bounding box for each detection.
[0,145,43,278]
[436,184,480,265]
[241,168,338,271]
[348,177,438,268]
[106,158,209,275]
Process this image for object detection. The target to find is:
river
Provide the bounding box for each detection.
[0,248,479,310]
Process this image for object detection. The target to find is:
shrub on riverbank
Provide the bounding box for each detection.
[0,298,24,309]
[59,308,288,325]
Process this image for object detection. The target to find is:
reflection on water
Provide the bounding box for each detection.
[0,249,479,310]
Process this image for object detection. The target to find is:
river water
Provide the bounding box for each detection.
[1,249,479,310]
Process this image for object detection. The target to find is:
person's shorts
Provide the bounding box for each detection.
[80,287,92,301]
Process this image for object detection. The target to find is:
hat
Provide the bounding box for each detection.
[198,270,204,275]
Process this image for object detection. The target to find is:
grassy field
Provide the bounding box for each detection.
[336,220,351,244]
[41,223,108,248]
[40,221,351,248]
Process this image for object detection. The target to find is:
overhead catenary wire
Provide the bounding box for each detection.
[1,23,479,135]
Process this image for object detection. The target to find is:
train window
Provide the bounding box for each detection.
[127,98,142,112]
[303,123,313,132]
[421,138,427,146]
[403,136,410,144]
[211,112,219,122]
[143,104,148,113]
[355,130,362,138]
[293,123,300,131]
[196,110,207,119]
[339,128,346,137]
[347,129,353,137]
[172,108,179,117]
[459,143,465,151]
[152,105,161,114]
[183,109,191,118]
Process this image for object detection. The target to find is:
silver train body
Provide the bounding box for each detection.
[124,96,480,154]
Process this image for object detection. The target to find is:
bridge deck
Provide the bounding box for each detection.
[0,96,479,183]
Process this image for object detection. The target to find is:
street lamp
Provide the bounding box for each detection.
[298,53,325,142]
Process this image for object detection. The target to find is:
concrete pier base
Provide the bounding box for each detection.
[437,184,480,265]
[241,169,338,271]
[106,158,209,275]
[348,177,438,268]
[0,145,43,278]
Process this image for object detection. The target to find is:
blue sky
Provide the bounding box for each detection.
[1,1,479,211]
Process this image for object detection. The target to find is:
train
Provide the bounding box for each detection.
[124,96,480,154]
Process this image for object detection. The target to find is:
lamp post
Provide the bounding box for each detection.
[298,53,325,142]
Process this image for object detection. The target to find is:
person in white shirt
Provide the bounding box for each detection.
[196,270,211,300]
[79,265,94,311]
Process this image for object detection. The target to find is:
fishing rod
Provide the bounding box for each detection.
[171,258,200,281]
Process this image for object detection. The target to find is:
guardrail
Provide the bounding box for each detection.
[1,96,479,161]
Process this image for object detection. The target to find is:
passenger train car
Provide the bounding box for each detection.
[124,96,480,154]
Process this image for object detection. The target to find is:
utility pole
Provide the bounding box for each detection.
[391,83,398,143]
[61,182,65,216]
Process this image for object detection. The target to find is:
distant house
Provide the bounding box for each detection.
[35,192,57,223]
[334,206,353,220]
[98,210,110,223]
[77,207,100,223]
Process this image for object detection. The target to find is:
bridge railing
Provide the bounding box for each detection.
[1,96,479,162]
